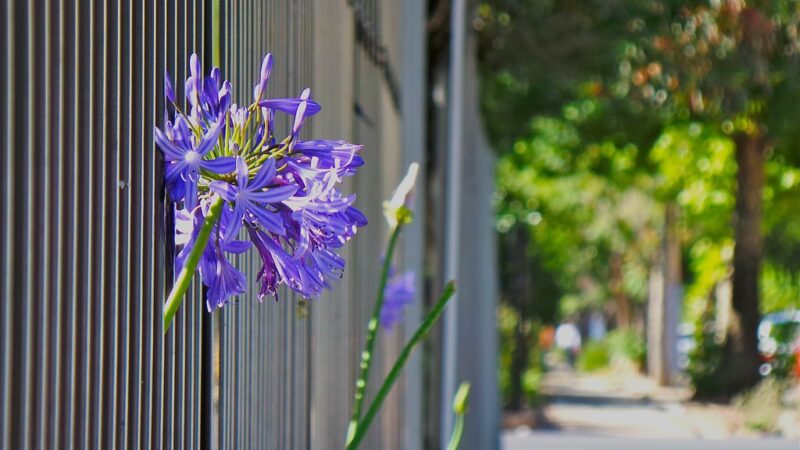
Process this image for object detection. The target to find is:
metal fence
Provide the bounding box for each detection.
[1,0,426,449]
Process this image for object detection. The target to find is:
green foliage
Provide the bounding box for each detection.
[761,264,800,314]
[496,304,517,403]
[605,329,647,368]
[578,342,611,372]
[496,114,661,319]
[620,0,800,129]
[482,0,800,402]
[687,320,725,398]
[496,304,544,406]
[521,367,543,405]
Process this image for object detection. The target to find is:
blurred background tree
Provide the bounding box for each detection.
[478,0,800,403]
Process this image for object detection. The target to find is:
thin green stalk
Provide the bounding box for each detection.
[446,382,471,450]
[345,225,403,444]
[446,414,465,450]
[163,196,225,332]
[346,281,457,450]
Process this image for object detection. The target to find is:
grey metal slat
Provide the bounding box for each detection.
[48,2,67,448]
[129,1,146,447]
[63,1,80,446]
[30,1,49,449]
[101,0,120,445]
[116,0,133,448]
[20,0,34,447]
[142,0,158,446]
[0,0,10,446]
[88,0,107,445]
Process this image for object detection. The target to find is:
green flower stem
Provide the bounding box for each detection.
[446,382,471,450]
[346,281,457,450]
[163,196,225,333]
[345,224,403,445]
[446,412,465,450]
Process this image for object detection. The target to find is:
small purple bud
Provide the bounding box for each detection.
[292,100,308,136]
[254,53,274,101]
[260,54,273,88]
[210,67,222,89]
[190,53,202,81]
[291,88,313,137]
[164,71,176,103]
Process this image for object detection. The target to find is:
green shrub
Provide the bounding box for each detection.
[578,341,610,372]
[605,329,646,368]
[522,367,543,405]
[687,321,724,397]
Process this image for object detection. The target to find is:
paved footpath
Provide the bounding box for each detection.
[503,431,799,450]
[502,368,800,450]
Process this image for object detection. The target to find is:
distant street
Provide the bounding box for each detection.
[502,368,800,450]
[503,432,799,450]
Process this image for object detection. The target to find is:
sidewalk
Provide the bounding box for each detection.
[505,367,799,441]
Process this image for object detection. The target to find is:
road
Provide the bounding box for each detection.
[501,368,800,450]
[503,431,799,450]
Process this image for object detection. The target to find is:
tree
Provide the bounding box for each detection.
[621,0,800,395]
[479,0,800,399]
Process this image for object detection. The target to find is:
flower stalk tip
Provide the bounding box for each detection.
[384,162,419,228]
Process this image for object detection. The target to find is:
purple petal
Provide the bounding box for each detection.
[165,160,187,183]
[185,178,198,209]
[203,76,219,108]
[249,158,277,189]
[185,76,198,106]
[206,244,247,311]
[346,206,368,227]
[221,204,245,243]
[196,116,224,156]
[190,53,202,82]
[200,156,236,174]
[164,71,175,103]
[381,271,415,330]
[167,177,185,202]
[209,180,239,202]
[257,98,321,116]
[246,184,297,204]
[223,239,251,254]
[255,53,273,99]
[247,204,287,235]
[235,157,249,188]
[219,86,231,115]
[292,100,308,136]
[210,67,222,89]
[154,127,186,161]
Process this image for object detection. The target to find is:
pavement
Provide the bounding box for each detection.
[503,431,799,450]
[501,367,800,450]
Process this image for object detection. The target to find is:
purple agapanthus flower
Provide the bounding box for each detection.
[380,270,415,330]
[156,115,235,207]
[156,52,366,311]
[209,157,297,239]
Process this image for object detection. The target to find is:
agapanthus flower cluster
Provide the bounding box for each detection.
[156,53,366,311]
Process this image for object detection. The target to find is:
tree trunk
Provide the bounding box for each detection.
[507,225,532,410]
[648,203,682,385]
[715,132,766,395]
[610,253,631,328]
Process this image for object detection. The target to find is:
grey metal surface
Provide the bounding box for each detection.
[453,27,501,450]
[1,0,211,448]
[1,0,420,449]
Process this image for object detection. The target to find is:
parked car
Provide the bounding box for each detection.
[758,310,800,378]
[676,322,697,370]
